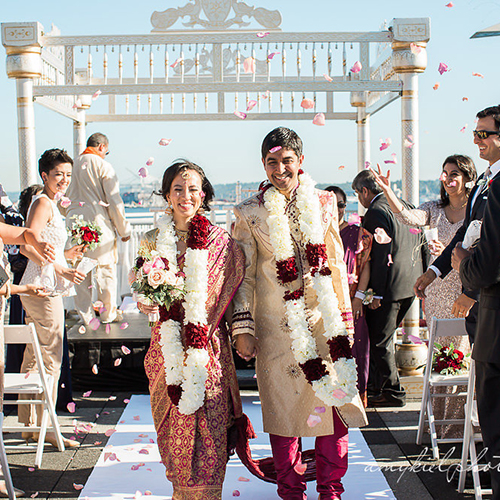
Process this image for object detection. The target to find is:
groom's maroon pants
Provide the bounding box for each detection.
[269,409,348,500]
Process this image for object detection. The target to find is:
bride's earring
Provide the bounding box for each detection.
[165,200,173,214]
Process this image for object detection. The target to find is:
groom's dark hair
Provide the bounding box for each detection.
[261,127,303,160]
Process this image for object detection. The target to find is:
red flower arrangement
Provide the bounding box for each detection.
[69,215,102,251]
[432,342,470,375]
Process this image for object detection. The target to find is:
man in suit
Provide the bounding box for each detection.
[452,109,500,497]
[352,170,426,407]
[414,104,500,344]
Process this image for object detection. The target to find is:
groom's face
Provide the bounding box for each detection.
[262,148,304,198]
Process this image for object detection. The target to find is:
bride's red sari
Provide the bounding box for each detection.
[144,223,245,500]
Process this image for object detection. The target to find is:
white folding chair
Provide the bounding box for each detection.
[458,359,492,499]
[0,412,15,500]
[2,324,65,468]
[416,317,469,459]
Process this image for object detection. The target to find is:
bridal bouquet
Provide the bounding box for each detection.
[68,215,102,251]
[432,342,470,376]
[129,241,185,324]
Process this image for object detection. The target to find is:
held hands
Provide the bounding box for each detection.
[414,269,437,299]
[22,284,51,298]
[62,268,86,285]
[234,333,258,361]
[451,242,470,272]
[428,239,446,256]
[137,302,159,315]
[451,293,476,318]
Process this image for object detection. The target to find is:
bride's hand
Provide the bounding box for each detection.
[138,302,159,315]
[369,164,392,193]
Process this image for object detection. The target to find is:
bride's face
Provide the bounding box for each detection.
[167,169,204,222]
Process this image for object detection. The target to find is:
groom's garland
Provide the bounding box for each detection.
[156,213,211,415]
[263,171,357,406]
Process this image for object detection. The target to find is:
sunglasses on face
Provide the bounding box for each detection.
[473,130,500,140]
[337,202,346,209]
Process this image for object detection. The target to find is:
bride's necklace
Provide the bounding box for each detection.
[174,227,189,242]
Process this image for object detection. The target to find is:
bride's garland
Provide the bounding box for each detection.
[155,213,211,415]
[263,171,358,407]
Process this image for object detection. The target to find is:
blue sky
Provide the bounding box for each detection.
[1,0,500,193]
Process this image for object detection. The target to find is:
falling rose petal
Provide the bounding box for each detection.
[267,52,280,60]
[105,429,116,437]
[312,112,325,126]
[387,254,393,266]
[92,364,99,375]
[99,200,110,207]
[145,492,152,496]
[146,157,154,166]
[408,333,424,344]
[73,99,82,109]
[73,484,84,491]
[323,73,333,82]
[114,358,122,367]
[133,415,140,420]
[307,414,322,427]
[28,467,35,472]
[138,167,148,178]
[256,32,270,38]
[31,493,39,499]
[170,57,183,68]
[134,439,142,443]
[79,202,85,207]
[243,57,256,74]
[124,398,130,403]
[232,491,241,497]
[384,153,397,165]
[438,62,449,75]
[460,124,467,133]
[472,72,484,78]
[89,318,101,331]
[439,172,447,182]
[404,135,414,148]
[338,165,345,170]
[294,463,307,475]
[54,192,63,201]
[120,322,129,330]
[25,372,30,379]
[365,161,371,169]
[246,100,257,111]
[67,402,76,413]
[462,97,469,102]
[159,138,172,146]
[234,110,247,120]
[60,196,71,208]
[131,465,140,471]
[348,213,362,226]
[314,406,326,414]
[149,438,155,443]
[92,90,102,100]
[139,449,149,455]
[350,61,362,73]
[409,228,422,234]
[105,324,111,334]
[238,477,250,482]
[78,325,86,334]
[109,395,117,401]
[269,146,282,154]
[446,1,454,6]
[61,383,65,388]
[332,389,347,399]
[300,98,315,109]
[83,390,92,398]
[379,138,392,151]
[374,228,392,244]
[433,82,440,90]
[410,43,421,55]
[448,180,457,187]
[138,434,148,438]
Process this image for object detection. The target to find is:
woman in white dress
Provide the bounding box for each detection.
[18,149,86,448]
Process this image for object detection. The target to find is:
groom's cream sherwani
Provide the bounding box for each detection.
[232,188,367,437]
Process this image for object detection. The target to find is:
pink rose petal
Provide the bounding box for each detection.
[120,322,129,330]
[433,82,440,90]
[379,138,391,151]
[387,254,393,266]
[232,491,241,497]
[384,153,397,164]
[312,112,325,126]
[350,61,362,73]
[159,138,171,146]
[300,98,315,109]
[365,161,371,169]
[472,72,484,78]
[89,318,101,331]
[54,192,63,201]
[294,463,307,475]
[246,100,257,111]
[131,465,140,471]
[139,449,149,455]
[133,415,140,421]
[124,398,130,403]
[338,165,345,170]
[438,62,449,75]
[410,43,422,55]
[439,172,447,182]
[105,324,111,334]
[460,125,467,133]
[257,32,270,38]
[99,200,110,207]
[238,476,250,482]
[462,97,469,102]
[269,146,282,154]
[31,493,39,499]
[448,180,458,187]
[73,484,84,491]
[409,228,422,234]
[243,57,256,74]
[170,57,183,69]
[314,406,326,414]
[28,467,35,472]
[145,492,152,496]
[348,213,362,226]
[307,415,322,427]
[332,389,347,399]
[78,325,86,334]
[73,99,82,109]
[83,390,92,398]
[92,90,102,100]
[146,157,154,166]
[407,333,423,344]
[138,167,148,178]
[138,434,148,438]
[374,228,392,244]
[267,52,280,60]
[105,429,116,437]
[79,201,85,206]
[92,364,99,375]
[109,396,116,401]
[60,196,71,208]
[404,135,414,148]
[114,358,122,367]
[234,110,247,120]
[446,1,454,6]
[67,402,76,413]
[323,73,333,82]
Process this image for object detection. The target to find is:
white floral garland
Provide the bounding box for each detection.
[155,214,210,415]
[263,173,358,407]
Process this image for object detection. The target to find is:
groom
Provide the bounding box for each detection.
[232,127,367,500]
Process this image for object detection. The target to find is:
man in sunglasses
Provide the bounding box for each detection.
[66,132,131,326]
[414,104,500,346]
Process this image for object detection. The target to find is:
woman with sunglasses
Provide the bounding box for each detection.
[325,186,372,407]
[370,155,477,439]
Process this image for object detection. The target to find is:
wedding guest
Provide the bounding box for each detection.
[232,127,367,499]
[66,132,131,326]
[19,148,85,448]
[370,156,477,437]
[136,160,246,498]
[325,186,372,407]
[352,169,428,408]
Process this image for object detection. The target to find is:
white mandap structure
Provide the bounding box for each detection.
[2,1,430,332]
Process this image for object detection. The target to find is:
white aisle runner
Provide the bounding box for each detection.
[79,394,395,499]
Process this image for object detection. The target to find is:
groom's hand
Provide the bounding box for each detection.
[234,333,258,361]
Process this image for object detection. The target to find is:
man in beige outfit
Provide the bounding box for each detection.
[66,133,131,325]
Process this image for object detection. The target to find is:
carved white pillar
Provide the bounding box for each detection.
[2,22,43,189]
[73,95,91,158]
[391,18,430,338]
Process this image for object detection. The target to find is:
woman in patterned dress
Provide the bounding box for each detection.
[371,155,477,438]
